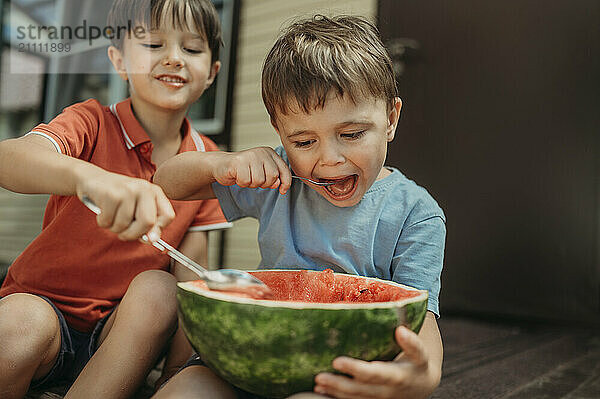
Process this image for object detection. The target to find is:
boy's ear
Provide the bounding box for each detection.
[108,46,128,81]
[386,97,402,142]
[205,61,221,89]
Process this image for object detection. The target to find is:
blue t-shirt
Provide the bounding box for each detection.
[212,147,446,316]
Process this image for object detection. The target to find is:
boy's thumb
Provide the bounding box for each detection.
[146,226,161,243]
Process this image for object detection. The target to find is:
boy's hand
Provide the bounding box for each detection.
[76,171,175,241]
[213,147,292,195]
[314,326,438,399]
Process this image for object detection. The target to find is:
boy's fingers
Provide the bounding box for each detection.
[395,326,427,367]
[94,199,117,229]
[270,178,281,190]
[314,372,389,399]
[273,156,292,194]
[145,225,162,243]
[110,200,136,234]
[332,357,405,385]
[155,190,176,229]
[117,194,156,240]
[118,218,151,241]
[235,164,252,187]
[262,162,281,189]
[249,162,267,188]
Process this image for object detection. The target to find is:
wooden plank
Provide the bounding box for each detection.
[501,341,600,398]
[434,317,599,399]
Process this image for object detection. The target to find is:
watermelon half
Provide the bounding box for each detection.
[176,269,428,398]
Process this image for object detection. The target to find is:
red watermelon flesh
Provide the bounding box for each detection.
[190,269,420,303]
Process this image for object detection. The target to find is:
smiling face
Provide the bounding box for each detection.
[274,93,402,207]
[108,23,220,112]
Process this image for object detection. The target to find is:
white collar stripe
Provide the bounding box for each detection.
[190,129,206,152]
[26,131,62,154]
[110,103,134,149]
[188,222,233,232]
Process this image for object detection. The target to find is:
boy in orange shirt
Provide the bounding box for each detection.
[0,0,229,398]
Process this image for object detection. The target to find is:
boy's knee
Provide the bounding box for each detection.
[0,294,60,358]
[126,270,178,322]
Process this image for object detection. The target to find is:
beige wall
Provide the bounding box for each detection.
[222,0,377,269]
[0,189,47,264]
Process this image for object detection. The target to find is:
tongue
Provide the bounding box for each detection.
[327,176,355,196]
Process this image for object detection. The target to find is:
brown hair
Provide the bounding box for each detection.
[107,0,222,63]
[262,15,397,123]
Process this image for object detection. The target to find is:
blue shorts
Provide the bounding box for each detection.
[28,296,114,390]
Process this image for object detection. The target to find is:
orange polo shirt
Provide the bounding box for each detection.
[0,98,231,332]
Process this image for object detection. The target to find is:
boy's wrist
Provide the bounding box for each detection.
[209,151,232,183]
[71,161,109,198]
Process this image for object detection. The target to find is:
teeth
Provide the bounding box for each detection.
[325,176,356,196]
[158,76,184,83]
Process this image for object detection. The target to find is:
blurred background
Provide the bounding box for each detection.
[1,0,598,325]
[2,1,599,397]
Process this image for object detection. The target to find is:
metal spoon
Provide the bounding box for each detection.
[80,196,273,298]
[292,175,335,186]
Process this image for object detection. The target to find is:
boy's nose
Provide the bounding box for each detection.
[162,49,184,68]
[318,143,345,166]
[163,57,184,68]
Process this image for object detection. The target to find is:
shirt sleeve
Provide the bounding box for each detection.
[392,215,446,317]
[188,198,232,231]
[212,183,268,222]
[26,99,101,159]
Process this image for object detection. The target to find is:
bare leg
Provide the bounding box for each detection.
[65,270,179,399]
[0,294,62,399]
[153,324,194,390]
[152,365,236,399]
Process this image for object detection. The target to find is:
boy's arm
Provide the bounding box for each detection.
[153,151,221,200]
[153,147,292,201]
[0,134,174,241]
[413,312,443,372]
[0,134,100,195]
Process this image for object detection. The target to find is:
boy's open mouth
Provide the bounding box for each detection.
[321,175,358,200]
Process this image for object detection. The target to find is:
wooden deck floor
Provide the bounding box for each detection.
[26,315,600,399]
[434,316,600,399]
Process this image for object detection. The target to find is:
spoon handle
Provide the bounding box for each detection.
[80,196,208,279]
[292,175,335,186]
[147,237,209,279]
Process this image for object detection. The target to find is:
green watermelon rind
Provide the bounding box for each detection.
[177,271,428,398]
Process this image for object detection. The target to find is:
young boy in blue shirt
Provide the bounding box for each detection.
[0,0,229,397]
[153,15,446,399]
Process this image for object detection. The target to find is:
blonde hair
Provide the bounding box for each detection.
[262,15,397,123]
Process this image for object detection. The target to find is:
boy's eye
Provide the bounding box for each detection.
[341,130,366,140]
[142,43,162,49]
[184,48,203,54]
[294,139,315,148]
